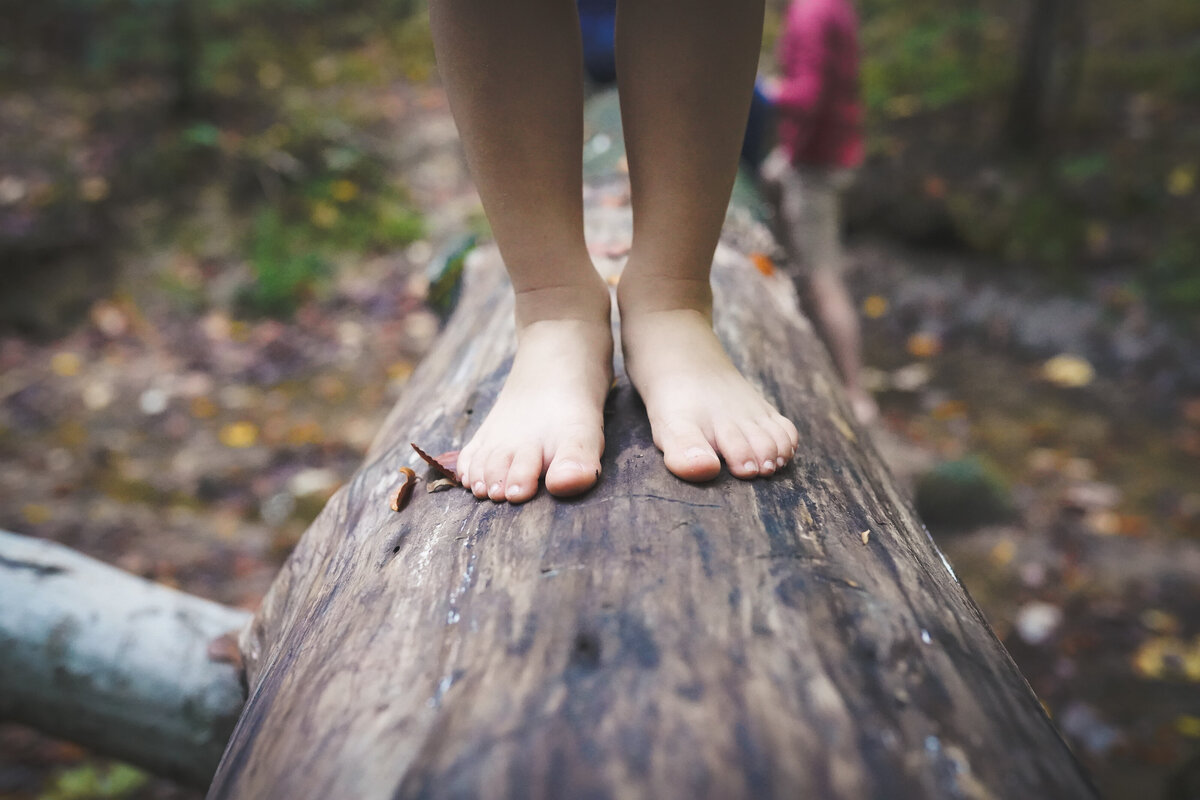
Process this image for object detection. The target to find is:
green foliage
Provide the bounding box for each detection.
[1145,235,1200,314]
[39,763,148,800]
[860,2,1009,113]
[239,208,331,317]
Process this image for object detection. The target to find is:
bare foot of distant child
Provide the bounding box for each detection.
[848,388,879,427]
[618,277,799,482]
[455,280,612,503]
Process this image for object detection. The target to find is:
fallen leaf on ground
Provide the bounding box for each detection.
[1042,354,1095,388]
[51,352,81,377]
[391,467,417,512]
[906,333,942,359]
[862,295,888,318]
[427,478,457,493]
[219,421,259,448]
[748,252,775,277]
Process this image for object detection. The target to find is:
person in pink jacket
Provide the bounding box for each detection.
[762,0,878,425]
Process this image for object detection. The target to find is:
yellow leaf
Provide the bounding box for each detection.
[190,396,218,419]
[1132,636,1174,679]
[219,421,259,448]
[862,295,888,319]
[311,202,339,228]
[988,539,1015,567]
[387,361,414,382]
[906,332,941,359]
[286,421,324,446]
[22,504,51,525]
[1167,165,1196,197]
[1042,354,1095,388]
[50,351,81,377]
[79,176,109,202]
[1140,609,1179,635]
[331,180,359,203]
[1176,715,1200,738]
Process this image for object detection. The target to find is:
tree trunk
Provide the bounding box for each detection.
[1006,0,1088,151]
[0,530,250,787]
[208,92,1095,799]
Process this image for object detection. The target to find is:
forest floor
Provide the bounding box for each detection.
[2,80,1200,800]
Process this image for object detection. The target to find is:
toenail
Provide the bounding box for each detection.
[506,484,522,498]
[559,460,585,473]
[776,457,786,468]
[489,482,502,496]
[686,447,712,462]
[742,460,758,473]
[762,460,775,471]
[473,481,486,495]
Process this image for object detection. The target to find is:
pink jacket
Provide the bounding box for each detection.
[774,0,864,169]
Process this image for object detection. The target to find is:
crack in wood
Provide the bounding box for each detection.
[0,554,67,577]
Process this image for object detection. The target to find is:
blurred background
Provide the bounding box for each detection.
[0,0,1197,797]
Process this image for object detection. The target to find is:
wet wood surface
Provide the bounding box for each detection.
[208,94,1096,799]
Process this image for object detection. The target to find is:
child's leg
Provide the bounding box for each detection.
[776,165,879,425]
[431,0,612,502]
[799,170,879,425]
[614,0,799,481]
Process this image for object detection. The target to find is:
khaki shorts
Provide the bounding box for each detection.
[760,147,853,275]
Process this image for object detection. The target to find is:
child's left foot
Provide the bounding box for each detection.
[619,288,800,482]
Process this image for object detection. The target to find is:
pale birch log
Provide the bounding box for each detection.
[0,529,250,786]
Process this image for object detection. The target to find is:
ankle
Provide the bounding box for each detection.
[513,272,611,329]
[615,271,713,320]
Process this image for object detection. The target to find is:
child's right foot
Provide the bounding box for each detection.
[455,278,612,503]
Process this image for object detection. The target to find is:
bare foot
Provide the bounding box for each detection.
[456,281,612,503]
[618,283,800,482]
[848,388,879,427]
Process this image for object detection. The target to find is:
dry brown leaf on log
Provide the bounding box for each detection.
[206,631,244,673]
[427,478,457,493]
[391,467,417,512]
[411,443,460,485]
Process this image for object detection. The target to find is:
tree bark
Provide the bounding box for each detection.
[209,92,1095,799]
[0,529,250,787]
[1006,0,1088,151]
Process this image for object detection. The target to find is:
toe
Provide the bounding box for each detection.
[455,446,473,488]
[714,420,759,479]
[505,445,543,504]
[780,415,800,452]
[740,421,779,476]
[763,417,795,469]
[484,448,515,502]
[466,447,489,498]
[545,425,603,497]
[658,419,722,482]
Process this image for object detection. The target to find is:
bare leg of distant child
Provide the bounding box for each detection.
[615,0,800,481]
[431,0,612,503]
[806,271,878,425]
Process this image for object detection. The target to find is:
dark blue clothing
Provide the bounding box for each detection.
[576,0,771,167]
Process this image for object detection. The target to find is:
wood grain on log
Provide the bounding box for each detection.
[209,91,1095,799]
[0,529,250,786]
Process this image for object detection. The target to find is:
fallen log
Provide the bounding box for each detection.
[208,92,1095,799]
[0,529,250,786]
